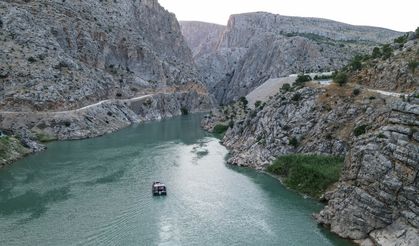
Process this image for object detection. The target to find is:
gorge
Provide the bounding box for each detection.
[0,0,418,245]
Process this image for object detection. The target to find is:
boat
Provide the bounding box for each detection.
[152,181,167,196]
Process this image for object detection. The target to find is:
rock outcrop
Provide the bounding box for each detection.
[215,84,389,168]
[315,99,419,245]
[352,40,419,93]
[181,12,402,104]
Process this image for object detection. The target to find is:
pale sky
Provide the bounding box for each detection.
[159,0,419,32]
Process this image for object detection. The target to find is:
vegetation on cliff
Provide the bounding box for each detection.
[0,136,30,167]
[267,154,344,198]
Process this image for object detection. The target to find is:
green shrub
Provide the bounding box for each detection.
[239,97,248,108]
[291,93,301,102]
[394,34,408,44]
[354,124,368,137]
[314,74,333,80]
[372,47,382,59]
[289,137,299,147]
[416,27,419,37]
[27,57,36,63]
[381,44,393,59]
[295,74,312,85]
[408,60,418,73]
[352,88,361,96]
[349,55,363,71]
[333,71,348,86]
[180,107,188,115]
[267,154,344,198]
[213,124,229,134]
[281,83,291,92]
[255,100,262,108]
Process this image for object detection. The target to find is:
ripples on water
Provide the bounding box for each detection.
[0,115,352,246]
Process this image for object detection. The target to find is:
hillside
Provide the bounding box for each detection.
[202,37,418,245]
[0,0,214,166]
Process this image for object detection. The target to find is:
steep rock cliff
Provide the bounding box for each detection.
[181,12,402,104]
[0,0,201,112]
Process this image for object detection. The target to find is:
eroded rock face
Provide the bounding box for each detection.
[352,40,419,93]
[181,12,402,104]
[217,86,388,169]
[0,0,201,112]
[315,100,419,245]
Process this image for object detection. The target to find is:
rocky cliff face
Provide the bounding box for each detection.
[211,85,389,168]
[180,21,225,59]
[181,12,402,104]
[0,0,201,112]
[0,0,215,166]
[352,40,419,93]
[315,99,419,245]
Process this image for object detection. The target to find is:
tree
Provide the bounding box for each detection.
[333,71,348,86]
[381,44,393,59]
[372,47,381,59]
[416,27,419,37]
[349,55,363,71]
[239,96,248,108]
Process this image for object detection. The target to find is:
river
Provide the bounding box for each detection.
[0,114,352,245]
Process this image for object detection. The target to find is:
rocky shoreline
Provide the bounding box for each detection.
[0,90,215,168]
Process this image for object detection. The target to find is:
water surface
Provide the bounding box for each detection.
[0,114,351,245]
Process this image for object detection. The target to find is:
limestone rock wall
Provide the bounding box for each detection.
[0,0,200,111]
[316,100,419,245]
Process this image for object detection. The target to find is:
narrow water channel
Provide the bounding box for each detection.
[0,114,351,245]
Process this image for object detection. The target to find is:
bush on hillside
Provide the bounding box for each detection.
[352,88,361,96]
[288,137,299,147]
[213,124,229,134]
[333,71,348,86]
[239,96,248,108]
[372,47,382,59]
[295,74,312,84]
[281,83,291,92]
[349,55,363,71]
[354,124,368,137]
[408,60,418,73]
[381,44,393,59]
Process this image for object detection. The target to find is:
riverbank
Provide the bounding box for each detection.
[0,90,215,169]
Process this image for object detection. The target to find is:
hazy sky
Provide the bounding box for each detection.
[159,0,418,32]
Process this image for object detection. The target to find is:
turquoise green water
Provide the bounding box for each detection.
[0,114,351,245]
